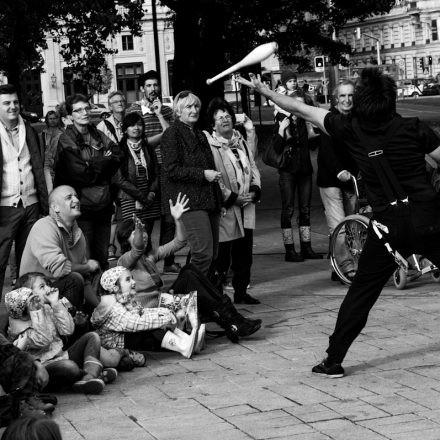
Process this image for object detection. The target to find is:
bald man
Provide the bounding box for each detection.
[20,185,101,309]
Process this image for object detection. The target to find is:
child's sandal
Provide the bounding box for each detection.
[127,350,146,367]
[101,368,118,384]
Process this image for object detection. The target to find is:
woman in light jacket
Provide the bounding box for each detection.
[205,98,261,305]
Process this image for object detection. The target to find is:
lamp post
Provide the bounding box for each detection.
[354,27,381,66]
[363,34,381,66]
[151,0,161,83]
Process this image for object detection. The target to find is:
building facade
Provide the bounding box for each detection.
[38,1,174,115]
[339,0,440,81]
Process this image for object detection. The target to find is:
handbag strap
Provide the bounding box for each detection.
[352,117,408,206]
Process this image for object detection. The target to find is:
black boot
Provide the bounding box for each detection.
[299,226,323,259]
[234,291,261,305]
[213,296,262,343]
[284,244,304,262]
[300,242,323,259]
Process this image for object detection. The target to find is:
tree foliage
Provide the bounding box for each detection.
[0,0,144,93]
[161,0,395,104]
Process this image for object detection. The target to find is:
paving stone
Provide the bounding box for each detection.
[360,394,428,415]
[284,403,344,423]
[228,409,315,439]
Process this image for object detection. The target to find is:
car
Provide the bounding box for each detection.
[162,96,173,109]
[422,84,440,96]
[397,84,423,98]
[89,103,110,119]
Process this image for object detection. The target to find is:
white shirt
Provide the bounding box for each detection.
[0,116,37,207]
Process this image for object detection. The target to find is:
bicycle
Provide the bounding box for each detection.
[329,176,440,289]
[329,176,371,286]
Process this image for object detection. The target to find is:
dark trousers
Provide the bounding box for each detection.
[45,332,101,389]
[327,204,440,364]
[0,203,39,295]
[216,229,253,296]
[170,264,224,319]
[124,264,226,351]
[279,171,312,228]
[78,214,112,271]
[52,272,85,309]
[160,214,176,267]
[181,210,220,276]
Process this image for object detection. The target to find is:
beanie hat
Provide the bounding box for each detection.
[5,287,34,319]
[100,266,128,293]
[281,70,297,86]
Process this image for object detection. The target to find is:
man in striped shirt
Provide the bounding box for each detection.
[126,71,180,274]
[0,84,48,296]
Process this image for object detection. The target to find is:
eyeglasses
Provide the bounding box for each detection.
[110,100,125,105]
[214,114,232,122]
[72,107,91,114]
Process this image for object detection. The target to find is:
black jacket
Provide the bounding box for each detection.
[54,124,122,218]
[161,120,221,213]
[113,137,159,206]
[273,117,313,175]
[317,107,358,189]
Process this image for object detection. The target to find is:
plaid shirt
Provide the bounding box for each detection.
[91,300,175,349]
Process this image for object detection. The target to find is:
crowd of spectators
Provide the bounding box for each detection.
[0,70,267,429]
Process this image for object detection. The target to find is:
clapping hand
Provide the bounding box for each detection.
[169,193,190,221]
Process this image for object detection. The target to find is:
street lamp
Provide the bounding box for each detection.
[354,27,381,66]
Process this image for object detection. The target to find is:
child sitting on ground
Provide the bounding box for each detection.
[117,194,262,343]
[91,265,201,360]
[6,274,117,395]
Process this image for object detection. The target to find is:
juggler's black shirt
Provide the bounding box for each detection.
[324,113,440,212]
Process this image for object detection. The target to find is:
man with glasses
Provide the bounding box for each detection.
[53,94,122,273]
[127,70,180,274]
[97,91,126,144]
[0,84,48,297]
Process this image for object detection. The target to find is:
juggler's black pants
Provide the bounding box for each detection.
[326,202,440,364]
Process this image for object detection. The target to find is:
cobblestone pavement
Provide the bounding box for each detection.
[54,250,440,440]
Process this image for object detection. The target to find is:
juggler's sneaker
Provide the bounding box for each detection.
[312,358,345,378]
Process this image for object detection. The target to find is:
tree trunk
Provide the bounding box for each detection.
[172,1,226,128]
[6,50,23,98]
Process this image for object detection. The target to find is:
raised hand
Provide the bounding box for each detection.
[45,288,60,306]
[234,73,268,96]
[133,214,145,232]
[151,98,162,115]
[169,193,190,221]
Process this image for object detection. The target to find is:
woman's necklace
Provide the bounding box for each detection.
[127,139,142,151]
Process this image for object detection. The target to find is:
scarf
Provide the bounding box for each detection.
[127,139,148,178]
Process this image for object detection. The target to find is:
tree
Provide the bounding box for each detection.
[160,0,395,109]
[0,0,144,96]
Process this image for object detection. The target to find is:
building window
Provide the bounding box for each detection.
[432,19,438,41]
[122,35,134,51]
[116,63,143,103]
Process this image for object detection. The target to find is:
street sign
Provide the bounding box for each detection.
[398,59,405,68]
